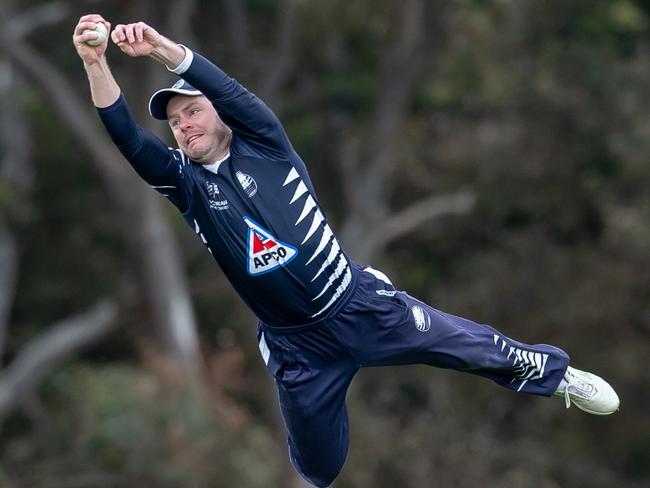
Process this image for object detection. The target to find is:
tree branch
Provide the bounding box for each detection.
[0,235,17,358]
[1,1,69,40]
[360,190,476,262]
[0,13,201,371]
[258,0,299,106]
[340,0,458,262]
[359,0,428,209]
[341,0,433,247]
[225,0,251,65]
[0,56,34,359]
[0,300,119,422]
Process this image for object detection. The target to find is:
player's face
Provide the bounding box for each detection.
[167,95,232,164]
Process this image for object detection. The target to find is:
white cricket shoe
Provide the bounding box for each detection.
[554,366,620,415]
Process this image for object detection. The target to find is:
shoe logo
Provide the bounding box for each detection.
[206,181,228,211]
[412,305,431,332]
[236,171,257,198]
[244,217,298,275]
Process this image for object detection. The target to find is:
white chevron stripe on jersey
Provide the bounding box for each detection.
[301,209,324,244]
[290,180,309,204]
[312,254,347,301]
[310,267,352,318]
[311,239,341,282]
[296,195,317,225]
[283,167,300,186]
[306,225,333,265]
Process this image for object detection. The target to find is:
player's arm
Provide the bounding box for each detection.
[74,15,187,209]
[73,14,120,108]
[178,51,293,158]
[111,21,293,159]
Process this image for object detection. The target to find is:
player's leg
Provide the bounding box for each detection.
[346,267,618,413]
[257,325,358,487]
[380,295,569,394]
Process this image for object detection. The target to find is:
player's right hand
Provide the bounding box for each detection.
[111,21,161,58]
[72,14,110,63]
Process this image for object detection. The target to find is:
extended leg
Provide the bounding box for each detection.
[342,268,569,396]
[361,291,569,394]
[351,275,618,413]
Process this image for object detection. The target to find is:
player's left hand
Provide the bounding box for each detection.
[111,21,160,57]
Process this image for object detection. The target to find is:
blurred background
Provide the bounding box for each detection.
[0,0,648,487]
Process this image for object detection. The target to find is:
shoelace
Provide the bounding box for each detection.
[563,374,597,409]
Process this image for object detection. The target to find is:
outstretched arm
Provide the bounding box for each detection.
[112,21,295,160]
[73,15,188,210]
[72,14,120,108]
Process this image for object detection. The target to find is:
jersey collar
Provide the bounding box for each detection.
[202,151,231,175]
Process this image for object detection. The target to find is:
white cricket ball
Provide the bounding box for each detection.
[83,22,108,46]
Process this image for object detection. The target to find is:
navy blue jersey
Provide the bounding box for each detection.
[98,51,355,326]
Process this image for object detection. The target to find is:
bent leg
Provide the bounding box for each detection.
[279,375,353,487]
[258,326,357,487]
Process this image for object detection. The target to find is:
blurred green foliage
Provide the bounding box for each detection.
[2,364,281,487]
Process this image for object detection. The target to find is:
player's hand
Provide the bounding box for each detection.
[111,21,161,58]
[72,14,111,63]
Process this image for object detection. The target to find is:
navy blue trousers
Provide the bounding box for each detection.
[258,265,569,487]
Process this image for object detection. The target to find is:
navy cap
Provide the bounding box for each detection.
[148,79,202,120]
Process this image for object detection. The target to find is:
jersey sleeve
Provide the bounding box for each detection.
[97,95,190,211]
[178,52,294,160]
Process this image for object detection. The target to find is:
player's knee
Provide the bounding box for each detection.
[295,467,339,488]
[290,450,343,487]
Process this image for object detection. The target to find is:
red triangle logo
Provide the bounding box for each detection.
[252,233,265,254]
[245,217,298,275]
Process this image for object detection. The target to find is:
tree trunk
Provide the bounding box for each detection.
[0,4,201,373]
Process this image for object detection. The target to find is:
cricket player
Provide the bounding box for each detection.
[73,14,620,488]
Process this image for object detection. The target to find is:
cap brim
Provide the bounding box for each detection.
[148,87,202,120]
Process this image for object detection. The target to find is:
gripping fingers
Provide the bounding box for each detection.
[73,16,109,46]
[125,24,135,44]
[113,24,133,43]
[112,24,127,43]
[78,14,104,24]
[112,23,145,44]
[135,22,145,43]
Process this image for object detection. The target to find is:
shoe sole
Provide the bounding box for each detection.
[572,402,620,416]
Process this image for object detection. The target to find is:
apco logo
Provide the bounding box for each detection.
[244,217,297,275]
[412,305,431,332]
